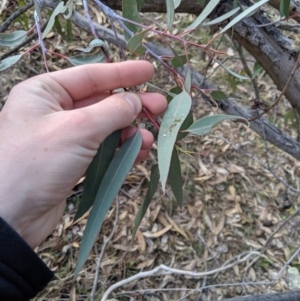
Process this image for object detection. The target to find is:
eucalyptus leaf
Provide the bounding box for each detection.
[122,0,141,41]
[176,112,193,141]
[202,7,240,27]
[34,0,42,20]
[76,39,109,53]
[0,31,27,47]
[42,1,66,38]
[168,149,183,206]
[132,164,159,238]
[166,86,183,103]
[220,0,269,34]
[75,132,142,276]
[187,0,221,30]
[63,0,73,19]
[211,90,226,100]
[137,0,145,11]
[166,0,175,30]
[172,54,193,69]
[184,66,192,93]
[0,55,22,71]
[67,53,106,66]
[215,58,249,80]
[185,114,248,136]
[74,131,121,221]
[173,0,182,9]
[158,91,192,192]
[127,28,151,54]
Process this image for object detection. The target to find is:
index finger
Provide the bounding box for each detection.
[47,61,154,101]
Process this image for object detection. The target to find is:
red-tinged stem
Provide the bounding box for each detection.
[142,107,160,130]
[47,50,68,60]
[22,43,39,56]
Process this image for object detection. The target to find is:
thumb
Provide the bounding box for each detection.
[72,92,142,144]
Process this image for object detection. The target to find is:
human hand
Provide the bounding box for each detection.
[0,61,167,249]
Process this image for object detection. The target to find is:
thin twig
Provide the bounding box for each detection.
[248,54,300,121]
[90,198,120,301]
[100,251,262,301]
[0,1,34,33]
[0,22,48,61]
[235,44,260,99]
[274,245,300,282]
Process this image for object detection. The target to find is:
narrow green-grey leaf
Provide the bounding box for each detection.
[187,0,221,30]
[122,0,141,41]
[132,164,159,238]
[158,91,192,192]
[42,1,65,38]
[220,0,269,34]
[168,149,183,206]
[184,66,192,93]
[173,0,182,9]
[166,86,183,103]
[166,0,175,30]
[280,0,290,17]
[74,131,121,221]
[211,90,226,100]
[198,0,206,7]
[127,28,151,54]
[0,55,22,71]
[172,54,193,69]
[76,39,109,53]
[202,7,240,27]
[67,53,106,66]
[215,59,249,80]
[137,0,145,11]
[0,31,27,47]
[185,114,248,136]
[176,112,193,141]
[63,0,73,19]
[75,132,142,276]
[146,82,177,98]
[34,0,42,20]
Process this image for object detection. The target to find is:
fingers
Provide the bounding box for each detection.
[67,92,142,144]
[121,128,154,150]
[46,61,154,101]
[74,92,167,116]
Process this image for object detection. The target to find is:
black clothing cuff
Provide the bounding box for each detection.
[0,217,54,300]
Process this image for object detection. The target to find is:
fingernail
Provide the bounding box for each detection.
[123,93,142,115]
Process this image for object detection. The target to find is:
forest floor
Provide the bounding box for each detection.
[1,2,300,301]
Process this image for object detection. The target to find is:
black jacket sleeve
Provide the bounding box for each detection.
[0,217,54,301]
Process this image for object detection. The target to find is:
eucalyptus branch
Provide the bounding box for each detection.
[41,2,300,161]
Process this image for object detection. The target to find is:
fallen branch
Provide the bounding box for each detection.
[100,251,262,301]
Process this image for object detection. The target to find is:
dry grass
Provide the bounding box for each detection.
[1,3,300,301]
